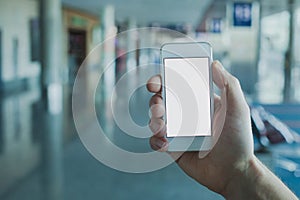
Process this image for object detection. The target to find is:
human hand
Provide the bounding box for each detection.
[147,61,254,196]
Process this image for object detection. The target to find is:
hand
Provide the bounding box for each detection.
[147,61,298,199]
[147,61,254,195]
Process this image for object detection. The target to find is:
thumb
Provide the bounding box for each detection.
[212,61,248,110]
[196,61,249,159]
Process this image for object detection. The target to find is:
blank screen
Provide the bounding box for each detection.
[164,57,211,137]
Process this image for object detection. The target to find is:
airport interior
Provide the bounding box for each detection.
[0,0,300,199]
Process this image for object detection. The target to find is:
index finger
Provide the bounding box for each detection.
[146,75,162,93]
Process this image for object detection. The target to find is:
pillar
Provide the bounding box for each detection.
[39,0,63,199]
[101,5,116,91]
[283,0,295,102]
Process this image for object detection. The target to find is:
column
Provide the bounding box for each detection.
[39,0,63,199]
[283,0,295,102]
[126,18,137,72]
[101,5,116,91]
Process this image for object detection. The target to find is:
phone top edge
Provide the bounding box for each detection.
[160,42,213,63]
[160,41,213,50]
[162,56,210,60]
[166,135,212,139]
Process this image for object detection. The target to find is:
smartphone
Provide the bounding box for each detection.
[161,42,214,151]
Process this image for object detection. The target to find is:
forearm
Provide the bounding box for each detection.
[223,156,298,200]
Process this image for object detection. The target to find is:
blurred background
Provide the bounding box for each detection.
[0,0,300,199]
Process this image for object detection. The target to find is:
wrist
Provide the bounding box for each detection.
[221,155,264,199]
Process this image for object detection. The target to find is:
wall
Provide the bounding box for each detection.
[0,0,40,83]
[257,11,289,103]
[226,2,260,96]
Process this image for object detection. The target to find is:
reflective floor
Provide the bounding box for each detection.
[0,66,300,200]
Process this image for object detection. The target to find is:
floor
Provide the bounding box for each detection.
[0,65,299,200]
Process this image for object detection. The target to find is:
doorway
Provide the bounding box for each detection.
[68,29,87,86]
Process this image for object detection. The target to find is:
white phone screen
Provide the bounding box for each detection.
[164,57,211,137]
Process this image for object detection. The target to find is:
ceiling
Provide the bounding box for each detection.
[62,0,213,27]
[62,0,300,28]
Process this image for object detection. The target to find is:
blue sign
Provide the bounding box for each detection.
[212,18,222,33]
[233,2,252,27]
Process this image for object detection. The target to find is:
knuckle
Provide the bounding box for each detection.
[231,76,240,86]
[149,94,163,106]
[149,119,164,134]
[244,103,251,115]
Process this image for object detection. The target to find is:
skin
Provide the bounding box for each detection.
[146,61,298,199]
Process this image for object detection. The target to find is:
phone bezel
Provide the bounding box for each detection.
[160,42,214,152]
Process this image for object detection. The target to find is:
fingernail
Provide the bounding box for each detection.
[150,120,160,133]
[215,60,225,74]
[213,61,228,87]
[156,139,166,148]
